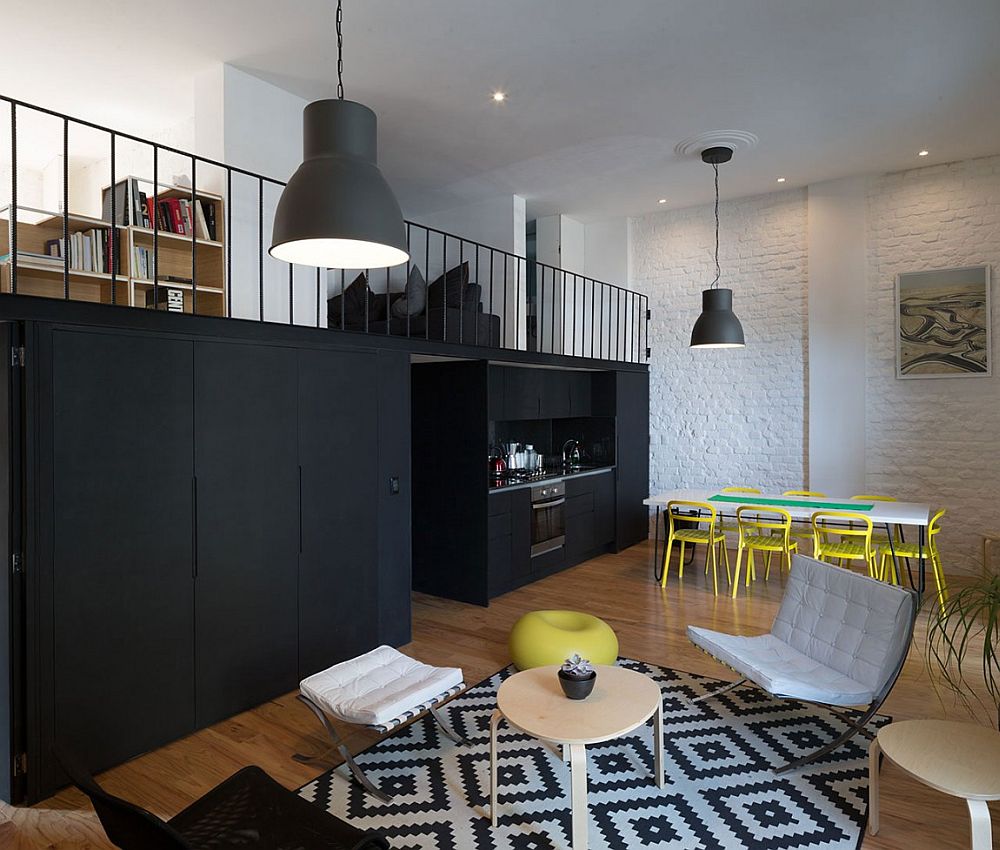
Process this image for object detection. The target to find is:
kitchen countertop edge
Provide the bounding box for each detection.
[488,465,616,494]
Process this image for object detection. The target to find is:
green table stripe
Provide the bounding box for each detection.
[708,494,874,511]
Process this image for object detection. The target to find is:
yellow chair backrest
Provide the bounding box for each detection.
[722,486,762,494]
[784,490,827,498]
[851,494,897,502]
[666,500,717,532]
[929,508,945,539]
[737,505,792,535]
[811,510,872,541]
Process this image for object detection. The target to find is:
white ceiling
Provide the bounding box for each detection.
[3,0,1000,221]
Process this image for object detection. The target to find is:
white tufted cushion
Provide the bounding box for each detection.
[687,627,876,705]
[300,645,464,727]
[687,555,914,707]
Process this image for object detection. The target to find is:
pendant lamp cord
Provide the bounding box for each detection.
[711,161,721,289]
[336,0,345,99]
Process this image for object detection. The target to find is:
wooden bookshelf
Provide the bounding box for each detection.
[0,177,227,316]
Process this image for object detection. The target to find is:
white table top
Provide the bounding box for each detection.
[496,665,661,746]
[877,720,1000,800]
[643,489,932,526]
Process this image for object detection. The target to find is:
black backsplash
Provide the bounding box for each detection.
[490,416,615,467]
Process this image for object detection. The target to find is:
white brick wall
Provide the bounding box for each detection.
[629,157,999,575]
[866,156,1000,573]
[630,190,809,499]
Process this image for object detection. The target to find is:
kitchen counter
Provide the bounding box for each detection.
[489,465,615,493]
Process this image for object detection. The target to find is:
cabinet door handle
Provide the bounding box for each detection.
[298,465,303,554]
[192,476,198,579]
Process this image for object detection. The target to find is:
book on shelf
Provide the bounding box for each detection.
[145,286,185,312]
[42,228,120,275]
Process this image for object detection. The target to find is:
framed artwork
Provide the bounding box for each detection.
[896,265,991,379]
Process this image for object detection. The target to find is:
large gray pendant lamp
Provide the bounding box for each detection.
[269,0,409,269]
[690,146,745,348]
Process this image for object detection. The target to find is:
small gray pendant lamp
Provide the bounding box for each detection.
[270,0,409,269]
[690,146,745,348]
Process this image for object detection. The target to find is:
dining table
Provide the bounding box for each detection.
[643,489,933,597]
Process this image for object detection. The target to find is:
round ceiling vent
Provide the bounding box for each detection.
[674,130,759,158]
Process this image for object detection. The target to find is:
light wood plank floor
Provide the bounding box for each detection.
[2,541,995,849]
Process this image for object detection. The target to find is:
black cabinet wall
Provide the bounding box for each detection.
[194,341,300,727]
[26,324,410,802]
[615,370,650,550]
[38,329,198,795]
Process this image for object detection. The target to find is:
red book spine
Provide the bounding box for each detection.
[167,198,184,235]
[146,197,156,231]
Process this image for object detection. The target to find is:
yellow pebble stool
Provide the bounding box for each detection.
[508,610,619,670]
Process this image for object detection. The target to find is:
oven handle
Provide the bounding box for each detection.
[532,497,566,509]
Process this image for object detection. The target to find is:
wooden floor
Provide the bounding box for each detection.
[2,541,995,849]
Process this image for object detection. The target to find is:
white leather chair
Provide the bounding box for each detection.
[688,554,917,772]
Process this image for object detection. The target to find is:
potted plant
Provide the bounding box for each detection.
[558,654,597,700]
[926,573,1000,729]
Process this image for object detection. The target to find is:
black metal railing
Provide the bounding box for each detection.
[0,93,649,363]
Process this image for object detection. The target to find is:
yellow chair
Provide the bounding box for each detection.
[850,495,902,549]
[508,610,619,670]
[660,500,730,596]
[717,486,762,566]
[730,506,798,598]
[879,509,948,613]
[782,490,828,555]
[811,510,878,578]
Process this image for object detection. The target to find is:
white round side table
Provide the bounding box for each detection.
[488,664,664,850]
[870,719,1000,850]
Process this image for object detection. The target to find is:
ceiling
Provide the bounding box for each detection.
[3,0,1000,221]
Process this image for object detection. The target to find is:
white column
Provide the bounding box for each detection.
[807,177,869,495]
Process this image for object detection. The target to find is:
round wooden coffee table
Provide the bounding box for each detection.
[870,719,1000,850]
[488,664,664,850]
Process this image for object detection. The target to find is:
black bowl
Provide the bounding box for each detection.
[558,669,597,700]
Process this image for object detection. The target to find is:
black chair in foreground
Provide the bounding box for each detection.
[55,747,389,850]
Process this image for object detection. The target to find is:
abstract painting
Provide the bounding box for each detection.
[896,265,991,378]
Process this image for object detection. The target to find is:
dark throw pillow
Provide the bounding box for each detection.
[328,273,384,329]
[390,265,427,319]
[426,261,470,311]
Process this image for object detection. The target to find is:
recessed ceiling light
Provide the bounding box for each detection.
[492,91,506,103]
[658,198,667,204]
[776,177,786,183]
[918,150,929,156]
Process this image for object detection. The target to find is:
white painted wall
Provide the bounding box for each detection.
[807,177,868,496]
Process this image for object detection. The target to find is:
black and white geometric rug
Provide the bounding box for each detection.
[299,658,885,850]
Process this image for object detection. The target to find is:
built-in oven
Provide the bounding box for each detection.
[530,480,565,557]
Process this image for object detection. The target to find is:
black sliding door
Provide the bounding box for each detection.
[297,349,379,678]
[194,341,299,726]
[46,328,195,780]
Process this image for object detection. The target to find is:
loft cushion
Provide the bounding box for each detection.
[300,645,463,728]
[328,272,386,329]
[687,626,876,705]
[427,261,469,310]
[687,555,914,707]
[390,265,427,319]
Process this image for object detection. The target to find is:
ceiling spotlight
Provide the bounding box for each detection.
[918,150,929,156]
[658,198,667,204]
[776,177,786,183]
[492,91,506,103]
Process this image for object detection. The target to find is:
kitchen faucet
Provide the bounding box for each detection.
[561,439,581,465]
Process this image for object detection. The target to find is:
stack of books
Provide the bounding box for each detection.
[147,196,216,240]
[43,229,118,274]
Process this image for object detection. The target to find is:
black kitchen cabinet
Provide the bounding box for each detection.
[538,370,571,418]
[568,372,593,417]
[564,471,615,563]
[615,371,650,550]
[488,493,512,597]
[298,349,380,679]
[488,365,506,420]
[193,341,300,727]
[503,367,543,419]
[40,328,196,791]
